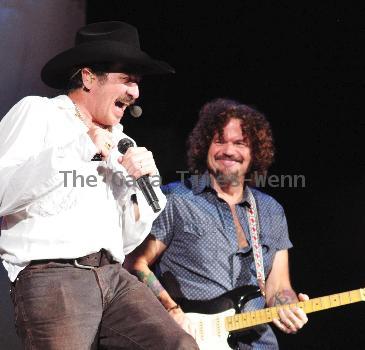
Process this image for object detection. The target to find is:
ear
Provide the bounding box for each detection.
[81,67,95,91]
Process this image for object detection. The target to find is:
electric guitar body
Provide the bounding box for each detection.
[177,286,365,350]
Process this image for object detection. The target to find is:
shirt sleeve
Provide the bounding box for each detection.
[105,136,167,254]
[264,200,293,251]
[0,96,97,216]
[149,187,176,247]
[121,183,167,254]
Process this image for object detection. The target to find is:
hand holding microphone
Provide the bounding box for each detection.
[118,138,161,212]
[85,101,160,212]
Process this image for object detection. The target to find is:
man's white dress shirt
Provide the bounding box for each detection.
[0,95,166,281]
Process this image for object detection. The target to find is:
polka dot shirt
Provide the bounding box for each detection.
[151,173,293,349]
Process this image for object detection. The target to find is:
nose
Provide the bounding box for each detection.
[222,142,235,155]
[127,83,139,100]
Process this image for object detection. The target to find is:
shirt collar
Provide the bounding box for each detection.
[191,171,211,194]
[52,94,75,109]
[191,170,252,207]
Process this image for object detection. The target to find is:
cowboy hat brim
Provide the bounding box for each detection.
[41,40,175,89]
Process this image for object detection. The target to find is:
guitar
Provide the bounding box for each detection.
[177,285,365,350]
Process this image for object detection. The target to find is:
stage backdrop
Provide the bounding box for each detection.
[0,1,85,348]
[1,1,364,349]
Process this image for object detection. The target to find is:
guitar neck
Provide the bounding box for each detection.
[226,288,365,332]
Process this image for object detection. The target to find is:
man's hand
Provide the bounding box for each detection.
[168,307,196,339]
[87,124,114,159]
[272,293,309,334]
[118,147,158,179]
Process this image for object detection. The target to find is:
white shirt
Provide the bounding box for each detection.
[0,95,166,281]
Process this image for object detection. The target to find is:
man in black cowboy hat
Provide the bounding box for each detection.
[0,21,198,349]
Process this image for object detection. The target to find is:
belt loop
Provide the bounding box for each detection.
[73,259,96,270]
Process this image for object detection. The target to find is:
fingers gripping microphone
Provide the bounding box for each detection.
[118,138,161,213]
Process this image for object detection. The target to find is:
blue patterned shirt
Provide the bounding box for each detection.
[151,173,292,349]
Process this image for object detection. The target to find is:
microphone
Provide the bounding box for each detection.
[118,138,161,213]
[128,105,142,118]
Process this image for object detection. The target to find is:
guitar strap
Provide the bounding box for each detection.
[245,187,266,296]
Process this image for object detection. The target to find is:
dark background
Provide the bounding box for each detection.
[87,1,364,349]
[1,1,364,349]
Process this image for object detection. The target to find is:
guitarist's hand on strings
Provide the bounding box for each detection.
[266,250,309,334]
[272,292,309,334]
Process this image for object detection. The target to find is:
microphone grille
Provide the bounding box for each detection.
[117,138,134,154]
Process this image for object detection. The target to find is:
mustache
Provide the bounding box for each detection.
[117,96,136,106]
[215,155,243,163]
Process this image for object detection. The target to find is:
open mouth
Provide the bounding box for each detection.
[115,99,127,110]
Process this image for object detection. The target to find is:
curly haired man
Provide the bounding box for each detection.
[126,98,308,349]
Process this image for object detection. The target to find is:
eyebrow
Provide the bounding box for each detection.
[119,73,142,83]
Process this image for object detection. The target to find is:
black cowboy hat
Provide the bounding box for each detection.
[41,21,175,89]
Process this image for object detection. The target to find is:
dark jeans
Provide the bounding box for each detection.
[9,261,198,350]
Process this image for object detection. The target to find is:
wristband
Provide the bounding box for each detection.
[167,304,180,313]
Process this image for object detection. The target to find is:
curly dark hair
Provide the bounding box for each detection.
[187,98,275,177]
